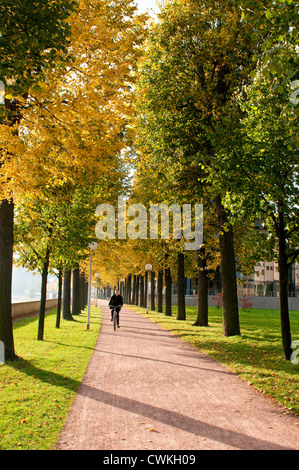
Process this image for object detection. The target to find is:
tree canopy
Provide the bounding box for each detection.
[0,0,297,362]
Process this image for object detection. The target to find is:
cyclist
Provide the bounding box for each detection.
[108,290,123,328]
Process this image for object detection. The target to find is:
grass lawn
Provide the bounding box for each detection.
[0,306,101,450]
[128,304,299,416]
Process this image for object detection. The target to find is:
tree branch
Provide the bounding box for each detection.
[287,248,299,267]
[238,161,279,233]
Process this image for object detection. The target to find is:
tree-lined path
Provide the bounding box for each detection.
[56,301,299,450]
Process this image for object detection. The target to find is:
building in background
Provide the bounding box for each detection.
[171,261,299,299]
[238,262,299,298]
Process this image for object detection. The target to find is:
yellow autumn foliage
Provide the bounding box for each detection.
[0,0,147,200]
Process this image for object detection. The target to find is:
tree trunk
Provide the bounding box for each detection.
[151,270,155,311]
[165,267,172,316]
[84,276,88,307]
[72,266,81,315]
[194,247,209,326]
[132,275,136,305]
[125,277,128,304]
[84,277,88,307]
[0,99,22,359]
[37,246,51,341]
[62,269,73,320]
[123,279,127,303]
[56,269,63,328]
[215,195,240,336]
[127,274,132,304]
[135,274,139,306]
[177,253,186,320]
[278,211,292,360]
[0,199,16,360]
[80,272,86,311]
[157,267,163,313]
[139,274,144,307]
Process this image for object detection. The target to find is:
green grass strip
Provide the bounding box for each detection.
[129,305,299,416]
[0,306,101,450]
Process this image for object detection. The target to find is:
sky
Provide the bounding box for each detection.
[135,0,160,14]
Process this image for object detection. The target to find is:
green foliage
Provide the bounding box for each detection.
[14,183,103,274]
[223,63,299,264]
[0,0,77,96]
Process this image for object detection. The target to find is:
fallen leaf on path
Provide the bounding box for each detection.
[149,427,159,432]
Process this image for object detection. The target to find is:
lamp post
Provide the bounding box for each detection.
[95,273,99,307]
[87,242,98,330]
[145,264,152,314]
[0,81,5,105]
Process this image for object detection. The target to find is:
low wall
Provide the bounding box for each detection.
[241,296,299,311]
[12,299,58,320]
[170,294,299,311]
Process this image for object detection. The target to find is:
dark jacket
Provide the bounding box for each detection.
[109,294,123,307]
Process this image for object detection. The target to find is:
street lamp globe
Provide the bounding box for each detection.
[89,242,98,251]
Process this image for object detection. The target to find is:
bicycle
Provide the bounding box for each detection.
[109,305,121,331]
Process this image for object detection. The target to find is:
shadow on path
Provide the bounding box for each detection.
[78,383,293,451]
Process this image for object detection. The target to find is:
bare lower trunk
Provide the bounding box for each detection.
[135,275,139,306]
[278,212,292,360]
[56,269,63,329]
[80,272,86,310]
[0,199,16,360]
[157,267,163,313]
[165,267,172,316]
[127,274,132,304]
[194,247,209,327]
[177,253,186,320]
[62,269,73,321]
[139,274,144,307]
[215,195,240,336]
[132,275,137,305]
[72,266,81,316]
[37,246,51,341]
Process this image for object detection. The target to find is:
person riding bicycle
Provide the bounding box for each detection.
[108,290,123,327]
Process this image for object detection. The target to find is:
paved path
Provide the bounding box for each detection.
[56,301,299,450]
